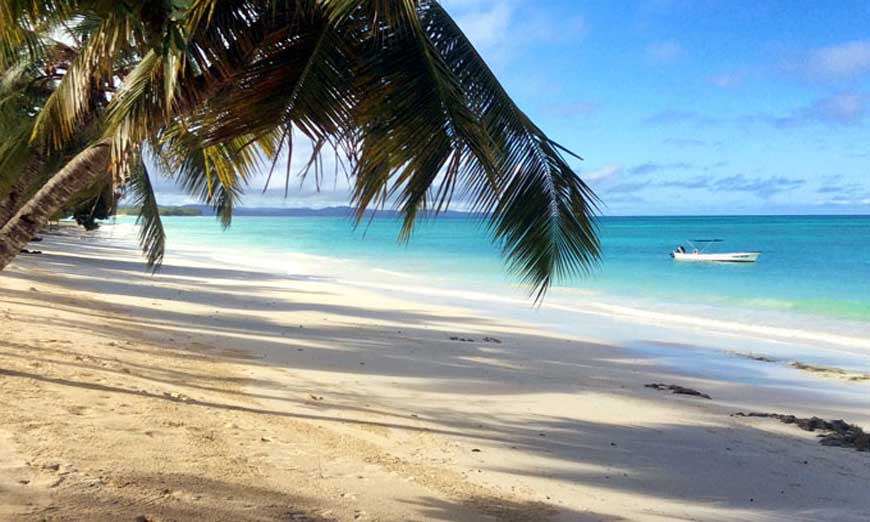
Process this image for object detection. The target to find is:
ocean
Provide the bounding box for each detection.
[105,214,870,372]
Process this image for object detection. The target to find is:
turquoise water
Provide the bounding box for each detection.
[133,215,870,322]
[108,214,870,349]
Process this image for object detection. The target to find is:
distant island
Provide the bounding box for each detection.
[116,206,203,217]
[115,205,484,218]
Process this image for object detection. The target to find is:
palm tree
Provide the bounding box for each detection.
[0,11,116,262]
[0,0,599,298]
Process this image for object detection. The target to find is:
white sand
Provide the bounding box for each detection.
[1,229,870,521]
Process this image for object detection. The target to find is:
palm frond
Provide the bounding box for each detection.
[180,0,599,297]
[349,2,495,239]
[0,2,57,70]
[421,1,600,298]
[29,5,143,151]
[156,124,264,228]
[126,155,165,268]
[102,48,162,180]
[3,0,601,299]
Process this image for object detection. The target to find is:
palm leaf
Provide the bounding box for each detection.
[6,0,601,299]
[126,155,166,267]
[343,0,495,240]
[421,1,600,298]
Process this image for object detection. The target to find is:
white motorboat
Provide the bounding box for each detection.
[671,239,761,263]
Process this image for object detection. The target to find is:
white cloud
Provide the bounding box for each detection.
[807,40,870,80]
[443,0,514,52]
[813,92,866,124]
[441,1,585,69]
[747,92,867,128]
[583,164,622,182]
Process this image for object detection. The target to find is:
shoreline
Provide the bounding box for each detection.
[106,214,870,337]
[2,230,870,521]
[100,220,870,372]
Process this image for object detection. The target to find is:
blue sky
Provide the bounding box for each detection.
[155,0,870,215]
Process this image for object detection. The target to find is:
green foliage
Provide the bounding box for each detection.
[125,157,165,266]
[63,180,115,230]
[1,0,600,298]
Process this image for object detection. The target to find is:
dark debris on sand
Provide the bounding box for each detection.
[734,412,870,451]
[788,361,870,381]
[448,336,502,343]
[732,352,777,363]
[644,383,712,400]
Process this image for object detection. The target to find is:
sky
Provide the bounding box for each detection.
[153,0,870,215]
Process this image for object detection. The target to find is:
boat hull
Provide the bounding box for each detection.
[672,252,761,263]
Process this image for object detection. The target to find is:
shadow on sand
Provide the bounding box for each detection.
[3,241,870,522]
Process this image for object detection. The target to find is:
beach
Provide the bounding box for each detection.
[2,228,870,522]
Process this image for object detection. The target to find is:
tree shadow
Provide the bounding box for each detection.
[36,471,334,522]
[401,495,626,522]
[5,238,870,522]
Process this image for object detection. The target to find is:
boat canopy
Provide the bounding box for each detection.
[686,238,724,253]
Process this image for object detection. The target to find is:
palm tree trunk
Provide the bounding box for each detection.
[0,141,111,271]
[0,157,45,228]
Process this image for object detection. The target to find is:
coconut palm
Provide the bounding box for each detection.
[0,23,112,254]
[0,0,599,298]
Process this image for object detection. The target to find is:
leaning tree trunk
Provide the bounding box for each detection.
[0,141,111,270]
[0,156,45,228]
